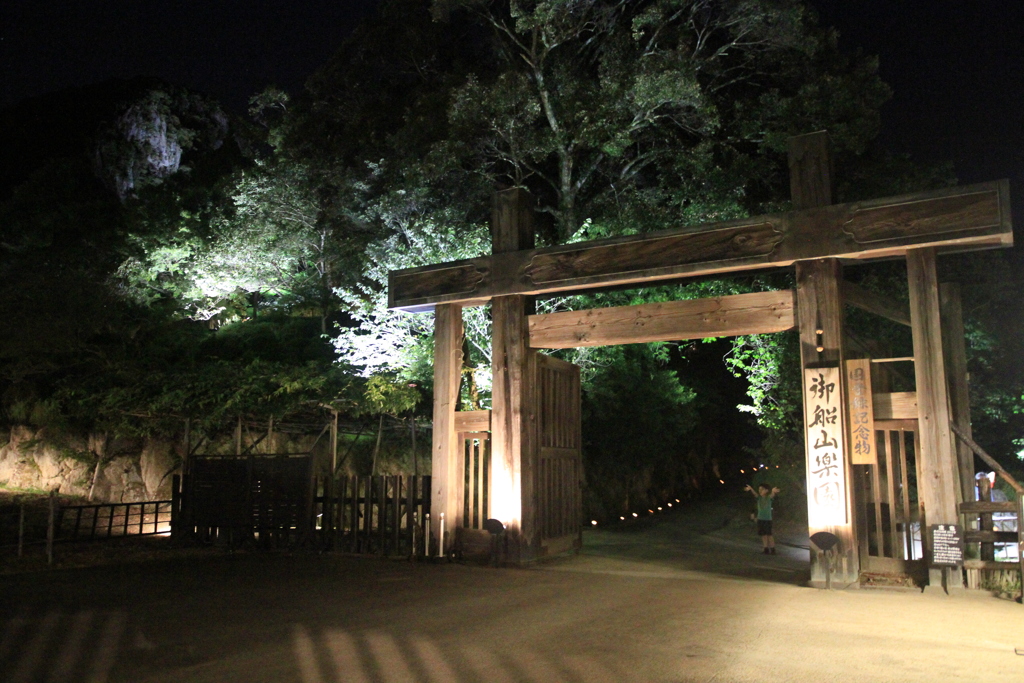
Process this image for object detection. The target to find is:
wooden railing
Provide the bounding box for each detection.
[951,423,1023,591]
[57,500,173,541]
[2,491,176,565]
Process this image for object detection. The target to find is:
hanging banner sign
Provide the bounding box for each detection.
[846,358,875,465]
[804,366,848,526]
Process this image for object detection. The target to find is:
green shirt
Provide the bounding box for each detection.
[756,494,773,521]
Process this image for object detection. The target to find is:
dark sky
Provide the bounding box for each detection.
[2,0,1021,196]
[1,0,379,113]
[814,1,1023,190]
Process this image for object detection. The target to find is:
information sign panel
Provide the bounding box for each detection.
[804,366,847,526]
[846,358,875,465]
[930,524,965,566]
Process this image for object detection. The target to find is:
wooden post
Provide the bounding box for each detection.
[183,418,191,476]
[790,132,858,587]
[171,474,181,540]
[17,501,25,558]
[489,188,537,561]
[267,416,274,455]
[789,131,833,209]
[797,260,858,586]
[46,489,57,566]
[235,415,243,456]
[908,247,964,591]
[430,303,464,555]
[330,410,339,476]
[410,414,418,477]
[940,283,975,505]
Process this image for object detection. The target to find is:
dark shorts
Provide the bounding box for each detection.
[757,520,773,537]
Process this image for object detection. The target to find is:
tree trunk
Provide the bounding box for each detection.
[410,413,418,477]
[371,414,385,475]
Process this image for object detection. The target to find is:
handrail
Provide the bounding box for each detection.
[950,422,1024,495]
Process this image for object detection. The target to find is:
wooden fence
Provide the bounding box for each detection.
[57,500,172,541]
[315,475,431,557]
[1,493,174,564]
[951,424,1023,594]
[459,433,489,531]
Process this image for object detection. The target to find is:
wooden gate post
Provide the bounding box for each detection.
[790,132,860,587]
[939,283,974,505]
[489,188,537,561]
[908,248,964,591]
[431,303,464,555]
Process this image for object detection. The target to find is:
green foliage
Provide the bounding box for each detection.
[362,375,420,416]
[725,332,802,432]
[5,0,1021,494]
[431,0,889,241]
[582,344,698,518]
[57,356,361,438]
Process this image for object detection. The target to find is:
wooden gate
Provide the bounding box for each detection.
[183,453,314,544]
[856,421,924,574]
[459,432,490,531]
[535,353,583,556]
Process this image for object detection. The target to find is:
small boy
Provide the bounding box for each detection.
[744,483,780,554]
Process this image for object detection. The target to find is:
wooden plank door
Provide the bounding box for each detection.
[857,421,924,574]
[535,353,583,556]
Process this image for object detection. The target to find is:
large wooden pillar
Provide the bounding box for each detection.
[939,283,974,505]
[791,132,859,586]
[908,248,964,590]
[431,303,463,554]
[489,188,537,560]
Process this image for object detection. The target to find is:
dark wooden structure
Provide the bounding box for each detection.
[181,453,315,545]
[315,474,431,557]
[390,131,1015,586]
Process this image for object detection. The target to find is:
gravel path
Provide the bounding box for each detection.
[1,496,1021,682]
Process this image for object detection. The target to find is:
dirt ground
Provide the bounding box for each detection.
[1,496,1022,683]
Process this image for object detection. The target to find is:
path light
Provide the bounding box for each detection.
[591,520,598,526]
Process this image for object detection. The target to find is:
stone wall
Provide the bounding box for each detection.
[0,426,181,502]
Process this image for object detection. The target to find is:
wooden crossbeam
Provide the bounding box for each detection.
[873,391,918,420]
[527,290,795,349]
[453,410,491,432]
[842,281,911,326]
[389,181,1011,312]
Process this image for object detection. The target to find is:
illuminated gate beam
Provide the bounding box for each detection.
[409,130,1014,589]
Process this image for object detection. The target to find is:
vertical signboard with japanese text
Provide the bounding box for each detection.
[846,358,875,465]
[804,366,848,526]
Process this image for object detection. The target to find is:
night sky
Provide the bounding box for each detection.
[2,0,1021,209]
